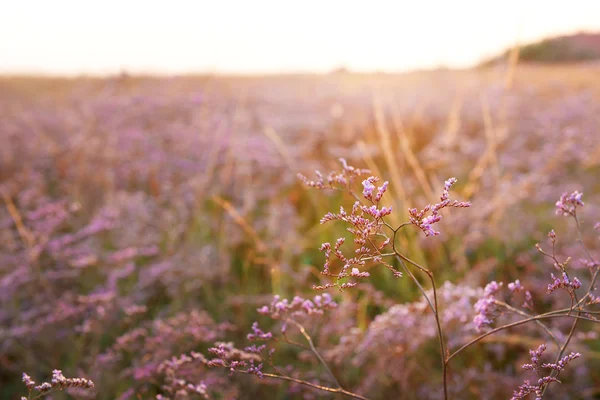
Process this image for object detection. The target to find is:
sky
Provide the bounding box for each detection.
[2,1,600,75]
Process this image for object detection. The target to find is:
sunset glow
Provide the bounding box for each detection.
[3,0,600,75]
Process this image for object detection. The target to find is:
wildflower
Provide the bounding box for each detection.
[547,272,581,294]
[244,344,266,353]
[555,190,584,216]
[299,158,370,191]
[523,291,534,309]
[22,373,35,389]
[247,322,273,341]
[512,344,580,400]
[542,352,582,371]
[256,294,337,320]
[473,281,502,332]
[409,177,470,237]
[508,280,524,293]
[548,229,556,244]
[362,177,377,200]
[24,369,94,396]
[350,267,370,277]
[247,361,264,379]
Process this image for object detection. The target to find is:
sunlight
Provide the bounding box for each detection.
[2,0,600,74]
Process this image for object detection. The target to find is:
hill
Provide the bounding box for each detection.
[483,32,600,65]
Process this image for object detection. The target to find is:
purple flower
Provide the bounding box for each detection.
[350,267,370,277]
[512,344,580,399]
[508,280,524,293]
[484,281,502,297]
[473,281,502,332]
[22,373,35,389]
[256,294,337,320]
[362,177,377,200]
[409,177,470,237]
[247,322,273,341]
[547,272,581,294]
[555,190,584,216]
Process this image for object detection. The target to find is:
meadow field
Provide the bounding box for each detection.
[1,64,600,399]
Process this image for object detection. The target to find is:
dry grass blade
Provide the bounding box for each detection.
[391,109,435,202]
[264,126,321,211]
[442,90,464,146]
[263,126,295,172]
[212,195,267,253]
[504,40,520,90]
[372,95,408,220]
[2,192,35,250]
[463,93,499,198]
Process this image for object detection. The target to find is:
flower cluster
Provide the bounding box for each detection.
[541,352,582,371]
[298,158,371,190]
[408,177,471,237]
[206,342,266,379]
[473,281,502,332]
[347,282,483,376]
[299,160,403,289]
[555,190,584,216]
[156,352,210,399]
[247,321,274,340]
[317,200,394,288]
[154,350,242,400]
[361,176,388,203]
[508,280,534,309]
[512,343,581,399]
[200,292,345,396]
[508,280,523,293]
[21,370,94,399]
[547,272,581,295]
[257,294,337,319]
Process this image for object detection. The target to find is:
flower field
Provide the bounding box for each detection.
[1,64,600,399]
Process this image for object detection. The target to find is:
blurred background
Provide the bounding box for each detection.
[2,1,600,399]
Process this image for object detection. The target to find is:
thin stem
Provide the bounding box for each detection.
[286,318,342,389]
[360,253,395,261]
[574,214,599,308]
[574,214,597,265]
[387,229,448,400]
[447,310,599,362]
[494,300,561,349]
[541,212,590,395]
[281,335,311,352]
[236,370,370,400]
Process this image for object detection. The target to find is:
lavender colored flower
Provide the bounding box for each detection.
[246,322,273,341]
[542,352,581,371]
[508,280,524,293]
[350,267,370,277]
[22,369,94,398]
[247,361,264,379]
[512,344,580,400]
[299,158,370,191]
[555,190,584,216]
[22,373,35,389]
[362,177,377,200]
[473,281,502,332]
[244,344,266,354]
[547,272,581,294]
[257,294,337,320]
[409,177,471,237]
[548,229,556,243]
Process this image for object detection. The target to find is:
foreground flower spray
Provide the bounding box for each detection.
[177,160,598,400]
